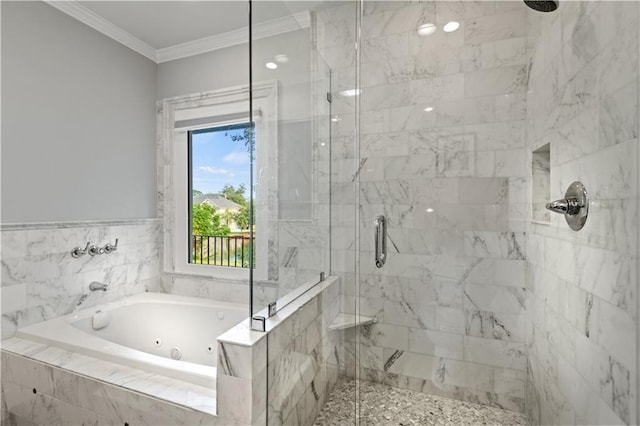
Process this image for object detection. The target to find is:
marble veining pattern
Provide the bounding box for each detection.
[319,0,530,411]
[525,1,638,425]
[1,220,161,339]
[1,338,217,414]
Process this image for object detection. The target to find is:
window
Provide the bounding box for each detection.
[158,82,277,281]
[188,123,254,268]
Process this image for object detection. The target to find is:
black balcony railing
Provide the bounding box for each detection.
[191,234,254,268]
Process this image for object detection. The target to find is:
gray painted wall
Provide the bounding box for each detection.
[1,1,158,223]
[157,42,249,100]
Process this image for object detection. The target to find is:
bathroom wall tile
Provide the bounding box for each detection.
[408,328,464,360]
[382,349,436,381]
[465,65,528,98]
[465,10,526,45]
[593,299,636,372]
[439,357,496,392]
[464,336,526,371]
[2,381,107,426]
[1,220,161,339]
[217,374,252,425]
[463,231,526,259]
[599,80,638,149]
[493,367,526,399]
[464,283,526,315]
[1,348,226,425]
[1,285,27,314]
[264,277,341,425]
[325,0,548,412]
[465,310,526,343]
[526,0,639,423]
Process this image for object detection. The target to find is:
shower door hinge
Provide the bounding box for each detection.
[326,92,332,103]
[251,316,266,332]
[268,302,277,317]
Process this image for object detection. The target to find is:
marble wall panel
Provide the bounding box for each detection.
[1,220,161,339]
[525,2,639,425]
[321,1,531,411]
[0,350,230,426]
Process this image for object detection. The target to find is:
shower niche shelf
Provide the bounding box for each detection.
[532,143,551,224]
[328,313,377,330]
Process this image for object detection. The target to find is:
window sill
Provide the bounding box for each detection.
[166,263,250,281]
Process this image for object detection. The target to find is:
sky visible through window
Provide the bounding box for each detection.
[191,124,251,195]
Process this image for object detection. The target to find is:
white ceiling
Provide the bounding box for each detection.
[50,1,331,63]
[78,1,294,50]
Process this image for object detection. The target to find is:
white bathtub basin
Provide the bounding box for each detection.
[15,292,248,388]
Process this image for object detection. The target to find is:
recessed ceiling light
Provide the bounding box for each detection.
[265,62,278,70]
[331,116,342,122]
[339,88,362,97]
[424,107,434,112]
[443,21,460,33]
[417,23,437,36]
[426,208,435,213]
[274,54,289,63]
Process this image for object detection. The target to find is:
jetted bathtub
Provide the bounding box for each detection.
[16,292,248,388]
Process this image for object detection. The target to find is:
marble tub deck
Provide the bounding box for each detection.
[1,337,217,415]
[314,379,527,425]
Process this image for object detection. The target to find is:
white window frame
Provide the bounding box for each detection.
[157,82,278,281]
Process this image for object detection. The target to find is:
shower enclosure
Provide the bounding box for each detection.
[251,1,639,425]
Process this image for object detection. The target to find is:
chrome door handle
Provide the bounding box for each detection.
[374,215,387,268]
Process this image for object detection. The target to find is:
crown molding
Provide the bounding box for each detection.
[45,2,311,65]
[157,11,310,63]
[44,1,158,62]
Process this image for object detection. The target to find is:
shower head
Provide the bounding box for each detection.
[524,0,559,12]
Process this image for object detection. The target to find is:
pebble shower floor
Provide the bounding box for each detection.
[314,379,527,425]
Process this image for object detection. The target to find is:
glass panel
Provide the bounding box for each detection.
[349,1,639,425]
[250,1,333,313]
[250,0,360,424]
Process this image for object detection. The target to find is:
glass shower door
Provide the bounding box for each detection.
[351,1,639,426]
[249,0,360,424]
[353,0,529,420]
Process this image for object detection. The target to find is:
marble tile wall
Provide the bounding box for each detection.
[162,274,276,309]
[321,0,529,412]
[216,276,341,425]
[1,220,161,339]
[266,276,341,425]
[1,349,231,425]
[525,2,639,425]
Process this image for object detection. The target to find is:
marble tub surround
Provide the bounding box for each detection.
[162,273,277,311]
[1,219,161,339]
[216,275,341,425]
[320,0,529,412]
[525,1,639,425]
[0,339,233,425]
[314,379,527,426]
